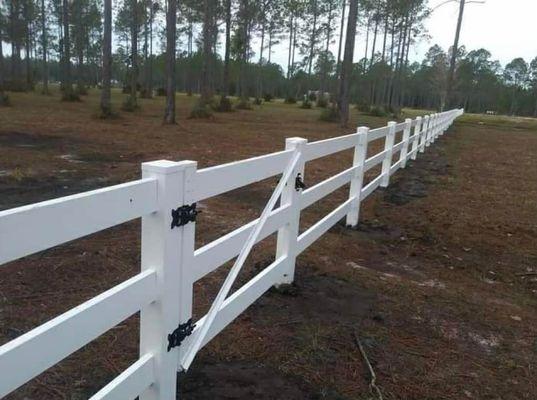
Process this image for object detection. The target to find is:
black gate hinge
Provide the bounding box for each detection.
[167,318,196,351]
[295,173,306,191]
[171,203,198,229]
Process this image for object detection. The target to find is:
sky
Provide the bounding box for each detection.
[2,0,537,71]
[265,0,537,71]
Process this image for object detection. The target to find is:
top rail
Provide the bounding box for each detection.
[191,149,294,202]
[0,178,158,266]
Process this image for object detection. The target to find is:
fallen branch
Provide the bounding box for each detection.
[354,330,383,400]
[515,272,537,277]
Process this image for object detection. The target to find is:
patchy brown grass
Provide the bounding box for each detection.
[1,88,536,399]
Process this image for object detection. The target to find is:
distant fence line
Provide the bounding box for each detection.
[0,109,464,399]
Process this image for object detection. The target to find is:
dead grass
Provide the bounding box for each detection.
[1,88,537,399]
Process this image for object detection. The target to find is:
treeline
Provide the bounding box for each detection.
[0,0,536,119]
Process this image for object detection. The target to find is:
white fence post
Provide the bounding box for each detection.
[275,137,307,285]
[400,118,412,168]
[426,114,435,147]
[419,115,429,153]
[346,126,369,228]
[380,121,396,188]
[437,114,444,139]
[411,116,422,160]
[139,160,196,400]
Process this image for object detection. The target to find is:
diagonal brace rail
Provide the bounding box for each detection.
[179,150,302,371]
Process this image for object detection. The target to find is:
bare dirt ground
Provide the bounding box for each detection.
[1,90,536,400]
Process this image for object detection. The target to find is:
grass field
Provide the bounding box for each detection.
[1,89,537,399]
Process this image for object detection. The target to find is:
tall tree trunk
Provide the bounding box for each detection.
[336,0,346,80]
[446,0,465,109]
[291,27,297,70]
[389,18,395,66]
[129,0,138,108]
[141,2,150,98]
[369,16,378,69]
[62,0,75,99]
[41,0,48,94]
[268,24,273,63]
[287,16,293,78]
[148,3,154,96]
[0,6,6,104]
[25,24,32,89]
[77,51,86,94]
[222,0,231,95]
[164,0,177,123]
[325,1,333,53]
[259,20,265,64]
[200,0,213,103]
[308,0,317,75]
[363,15,370,63]
[100,0,112,116]
[381,17,388,62]
[338,0,358,127]
[238,0,250,100]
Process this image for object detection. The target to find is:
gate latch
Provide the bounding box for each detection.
[295,173,306,191]
[171,203,198,229]
[168,319,196,351]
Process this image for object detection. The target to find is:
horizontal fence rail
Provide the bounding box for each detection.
[0,109,464,399]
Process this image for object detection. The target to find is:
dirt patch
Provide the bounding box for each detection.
[0,174,113,210]
[259,269,377,325]
[180,361,318,400]
[0,131,69,149]
[383,147,451,206]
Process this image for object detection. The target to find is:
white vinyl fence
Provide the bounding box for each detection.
[0,108,463,399]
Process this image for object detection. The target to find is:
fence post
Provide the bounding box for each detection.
[419,115,429,153]
[438,114,444,138]
[411,116,422,160]
[346,126,369,228]
[400,118,412,168]
[275,137,307,286]
[139,159,197,400]
[380,121,396,188]
[426,114,435,147]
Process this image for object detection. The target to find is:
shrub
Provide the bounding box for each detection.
[316,96,328,108]
[355,102,371,112]
[189,99,213,119]
[387,105,401,118]
[76,84,88,96]
[263,93,273,102]
[284,95,296,104]
[253,97,263,105]
[308,92,317,101]
[5,80,27,92]
[121,96,139,112]
[140,88,153,98]
[156,87,166,96]
[61,91,81,102]
[319,106,339,122]
[235,98,253,110]
[300,98,312,109]
[215,95,233,112]
[97,105,119,119]
[369,106,388,117]
[0,92,11,107]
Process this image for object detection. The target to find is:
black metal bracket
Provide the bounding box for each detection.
[171,203,198,229]
[167,318,196,351]
[295,173,306,191]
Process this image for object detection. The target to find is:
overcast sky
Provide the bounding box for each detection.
[266,0,537,71]
[2,0,536,71]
